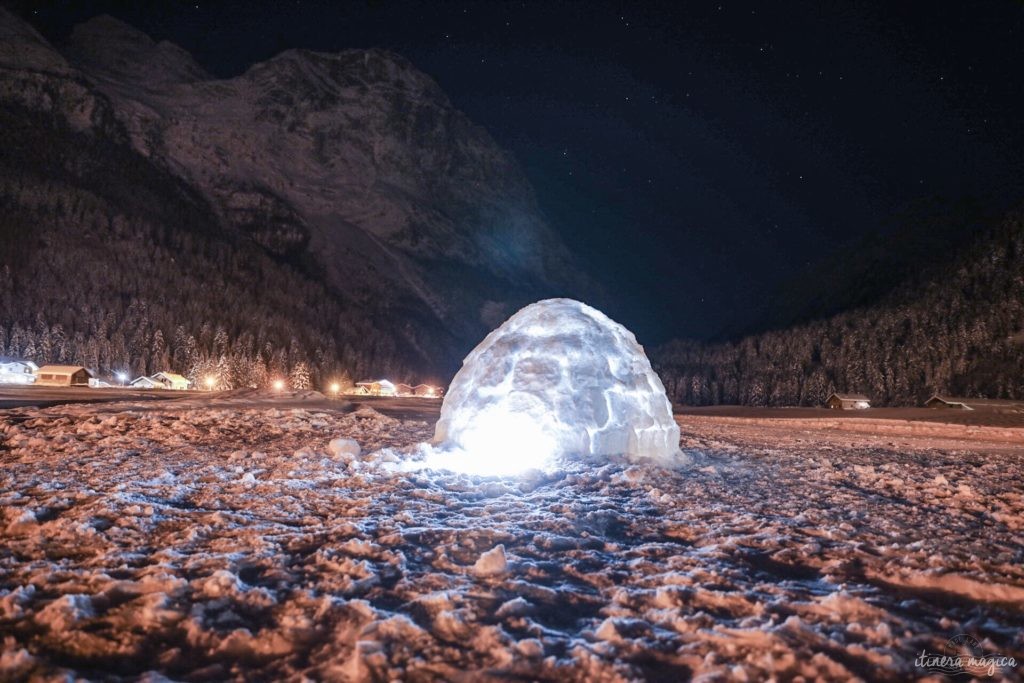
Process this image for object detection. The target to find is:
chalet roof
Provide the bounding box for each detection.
[0,359,38,369]
[927,395,1024,409]
[926,395,967,404]
[828,393,870,401]
[356,379,396,389]
[153,372,190,384]
[36,365,91,374]
[413,383,440,390]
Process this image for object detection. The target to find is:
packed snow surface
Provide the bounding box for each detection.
[434,298,680,473]
[1,399,1023,681]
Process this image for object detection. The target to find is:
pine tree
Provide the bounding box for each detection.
[289,362,311,390]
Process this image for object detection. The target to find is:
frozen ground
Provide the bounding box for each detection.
[1,399,1022,681]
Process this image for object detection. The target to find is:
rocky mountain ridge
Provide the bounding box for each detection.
[0,8,591,380]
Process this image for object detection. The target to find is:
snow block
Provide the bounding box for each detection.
[328,438,361,461]
[435,298,680,466]
[473,544,509,577]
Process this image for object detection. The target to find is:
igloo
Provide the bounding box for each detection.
[433,298,680,472]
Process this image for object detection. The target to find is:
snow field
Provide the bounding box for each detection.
[0,402,1022,680]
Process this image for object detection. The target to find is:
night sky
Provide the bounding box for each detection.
[19,0,1024,344]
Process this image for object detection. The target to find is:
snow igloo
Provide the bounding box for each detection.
[434,298,680,471]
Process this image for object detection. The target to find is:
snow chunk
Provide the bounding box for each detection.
[434,298,681,472]
[0,647,35,677]
[496,597,533,618]
[328,438,362,461]
[473,544,509,577]
[197,570,245,598]
[516,638,544,658]
[36,594,95,631]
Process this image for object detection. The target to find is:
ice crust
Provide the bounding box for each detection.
[434,298,680,465]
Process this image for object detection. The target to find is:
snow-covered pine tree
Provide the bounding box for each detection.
[289,362,311,390]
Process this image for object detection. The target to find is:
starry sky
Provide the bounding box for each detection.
[21,0,1024,344]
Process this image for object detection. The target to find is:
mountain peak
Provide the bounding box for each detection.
[243,46,447,102]
[68,14,210,84]
[0,6,72,74]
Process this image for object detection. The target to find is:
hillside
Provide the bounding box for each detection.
[730,197,998,338]
[0,8,591,385]
[655,206,1024,406]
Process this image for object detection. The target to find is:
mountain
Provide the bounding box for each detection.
[0,9,592,385]
[727,197,1000,339]
[655,205,1024,406]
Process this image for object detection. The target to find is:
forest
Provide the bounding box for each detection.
[654,207,1024,406]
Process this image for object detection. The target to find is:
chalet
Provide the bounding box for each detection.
[152,372,191,391]
[413,384,443,398]
[34,365,93,386]
[345,385,370,396]
[130,376,159,389]
[394,383,414,397]
[926,395,1024,412]
[825,393,871,410]
[356,379,397,396]
[0,360,38,384]
[925,395,970,410]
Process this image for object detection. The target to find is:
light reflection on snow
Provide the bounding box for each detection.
[427,410,556,476]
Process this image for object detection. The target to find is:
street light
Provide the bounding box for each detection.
[330,382,340,395]
[273,379,285,391]
[204,376,216,391]
[116,372,127,386]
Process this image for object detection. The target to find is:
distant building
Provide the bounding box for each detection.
[925,395,971,410]
[35,365,93,386]
[413,384,443,398]
[0,360,38,384]
[826,393,871,410]
[355,379,397,396]
[394,383,414,397]
[925,395,1024,412]
[151,372,191,391]
[345,385,370,395]
[130,376,159,389]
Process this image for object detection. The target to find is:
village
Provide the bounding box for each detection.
[6,357,1022,414]
[0,359,443,399]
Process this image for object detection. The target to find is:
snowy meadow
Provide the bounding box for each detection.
[1,399,1023,681]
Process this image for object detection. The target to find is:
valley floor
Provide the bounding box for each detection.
[1,397,1022,681]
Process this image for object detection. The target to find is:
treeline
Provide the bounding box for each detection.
[655,208,1024,406]
[0,104,413,389]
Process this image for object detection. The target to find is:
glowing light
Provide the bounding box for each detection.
[116,372,127,384]
[273,379,285,391]
[330,382,340,394]
[204,376,216,390]
[432,408,557,475]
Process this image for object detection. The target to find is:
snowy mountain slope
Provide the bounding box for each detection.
[0,8,593,376]
[62,14,589,354]
[0,7,117,136]
[656,205,1024,406]
[0,7,407,382]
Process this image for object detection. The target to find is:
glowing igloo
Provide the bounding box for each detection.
[434,298,680,469]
